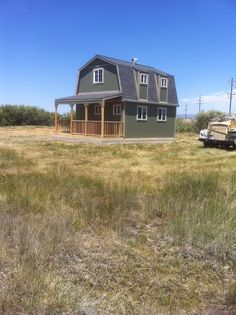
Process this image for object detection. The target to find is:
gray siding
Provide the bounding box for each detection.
[124,102,176,138]
[118,64,138,100]
[148,72,158,102]
[78,59,120,93]
[168,75,178,104]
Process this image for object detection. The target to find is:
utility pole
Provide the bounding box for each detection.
[198,95,202,112]
[185,103,188,120]
[228,78,236,116]
[195,95,206,113]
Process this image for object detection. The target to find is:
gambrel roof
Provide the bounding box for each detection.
[55,55,178,106]
[88,55,178,105]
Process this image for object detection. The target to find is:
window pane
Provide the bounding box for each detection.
[99,69,102,82]
[138,107,142,119]
[163,109,166,120]
[143,107,147,119]
[95,71,98,82]
[158,108,162,120]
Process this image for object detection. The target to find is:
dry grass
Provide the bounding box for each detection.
[0,127,235,314]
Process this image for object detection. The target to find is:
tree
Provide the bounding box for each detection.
[194,110,225,132]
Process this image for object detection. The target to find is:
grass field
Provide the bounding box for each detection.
[0,126,235,314]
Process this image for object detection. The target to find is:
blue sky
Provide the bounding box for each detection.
[0,0,236,115]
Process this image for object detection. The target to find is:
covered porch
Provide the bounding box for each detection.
[55,93,124,138]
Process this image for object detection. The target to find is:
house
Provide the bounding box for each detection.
[54,55,178,138]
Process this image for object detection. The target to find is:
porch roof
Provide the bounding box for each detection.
[55,91,122,105]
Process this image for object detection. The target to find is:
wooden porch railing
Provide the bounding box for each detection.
[72,120,85,134]
[104,121,123,137]
[70,120,123,137]
[57,119,70,133]
[87,121,101,135]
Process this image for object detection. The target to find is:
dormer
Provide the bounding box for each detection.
[160,76,168,103]
[138,71,149,101]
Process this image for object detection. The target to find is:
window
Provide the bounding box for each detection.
[113,104,121,115]
[93,68,104,84]
[161,77,168,88]
[94,104,101,115]
[140,73,148,85]
[137,106,147,120]
[157,107,167,121]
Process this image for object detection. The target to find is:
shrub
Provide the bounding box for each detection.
[194,110,225,132]
[176,118,195,133]
[0,105,55,126]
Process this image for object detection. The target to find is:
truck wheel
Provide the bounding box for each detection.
[204,141,209,147]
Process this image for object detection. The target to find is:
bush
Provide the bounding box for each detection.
[0,105,55,126]
[194,110,225,132]
[176,118,195,133]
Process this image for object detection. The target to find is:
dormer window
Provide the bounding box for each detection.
[93,68,104,84]
[140,73,148,85]
[161,77,168,88]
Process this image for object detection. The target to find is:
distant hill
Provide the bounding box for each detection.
[177,113,196,119]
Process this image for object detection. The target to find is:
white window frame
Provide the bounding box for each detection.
[160,77,168,88]
[113,104,121,115]
[140,73,148,85]
[94,104,101,115]
[137,106,148,121]
[93,68,104,84]
[157,107,167,122]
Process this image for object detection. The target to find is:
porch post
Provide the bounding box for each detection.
[122,102,125,138]
[101,100,105,138]
[55,103,58,133]
[84,103,88,136]
[70,104,74,134]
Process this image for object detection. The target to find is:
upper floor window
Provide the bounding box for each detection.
[137,106,147,121]
[161,77,168,88]
[94,104,101,115]
[113,104,121,115]
[157,107,167,121]
[140,73,148,85]
[93,68,104,84]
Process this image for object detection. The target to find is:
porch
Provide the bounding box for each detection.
[57,119,123,137]
[54,93,124,138]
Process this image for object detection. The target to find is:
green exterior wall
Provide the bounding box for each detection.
[160,88,167,102]
[78,59,120,93]
[124,102,176,138]
[139,84,148,100]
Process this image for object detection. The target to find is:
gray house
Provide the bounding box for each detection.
[54,55,178,138]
